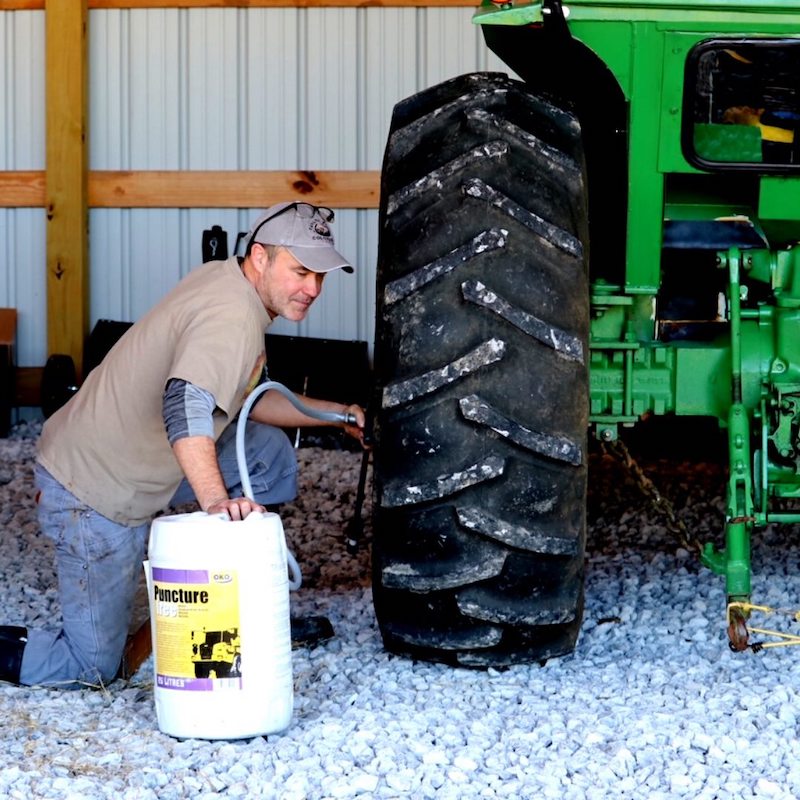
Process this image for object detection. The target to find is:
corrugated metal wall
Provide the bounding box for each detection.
[0,7,513,367]
[0,10,46,369]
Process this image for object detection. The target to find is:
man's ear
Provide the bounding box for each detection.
[252,243,270,273]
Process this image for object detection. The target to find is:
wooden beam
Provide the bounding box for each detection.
[90,169,381,208]
[0,171,46,207]
[46,0,89,377]
[2,1,45,9]
[95,0,472,5]
[0,169,380,208]
[10,0,472,7]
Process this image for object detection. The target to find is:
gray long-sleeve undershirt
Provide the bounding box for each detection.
[162,378,216,445]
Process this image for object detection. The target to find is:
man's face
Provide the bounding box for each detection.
[251,245,325,321]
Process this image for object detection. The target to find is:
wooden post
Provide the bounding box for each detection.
[46,0,89,378]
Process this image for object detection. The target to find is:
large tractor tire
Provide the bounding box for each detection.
[372,73,590,667]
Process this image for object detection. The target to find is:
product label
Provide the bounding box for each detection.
[152,566,242,691]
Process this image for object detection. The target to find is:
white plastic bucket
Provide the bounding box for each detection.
[145,510,293,739]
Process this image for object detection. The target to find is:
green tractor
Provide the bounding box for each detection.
[371,0,800,666]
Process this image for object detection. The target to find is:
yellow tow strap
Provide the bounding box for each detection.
[727,602,800,651]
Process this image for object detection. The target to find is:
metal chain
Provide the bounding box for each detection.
[600,438,704,559]
[602,438,800,651]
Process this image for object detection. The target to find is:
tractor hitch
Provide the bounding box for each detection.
[727,602,800,652]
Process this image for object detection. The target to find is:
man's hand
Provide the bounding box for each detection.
[342,403,370,448]
[172,436,265,519]
[206,496,265,521]
[251,392,371,447]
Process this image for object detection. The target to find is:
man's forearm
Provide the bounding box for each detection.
[171,435,228,511]
[250,389,350,428]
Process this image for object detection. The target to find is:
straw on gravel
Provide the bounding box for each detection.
[2,421,800,799]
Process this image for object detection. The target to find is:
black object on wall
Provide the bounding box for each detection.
[202,225,229,263]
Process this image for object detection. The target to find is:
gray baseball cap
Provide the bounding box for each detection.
[246,202,354,274]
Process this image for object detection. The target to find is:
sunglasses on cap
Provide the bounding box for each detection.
[246,202,335,256]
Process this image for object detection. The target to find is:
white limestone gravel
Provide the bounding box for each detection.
[2,421,800,799]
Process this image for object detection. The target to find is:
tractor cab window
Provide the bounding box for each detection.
[685,39,800,171]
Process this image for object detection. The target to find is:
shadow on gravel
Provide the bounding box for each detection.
[587,417,728,559]
[586,415,800,579]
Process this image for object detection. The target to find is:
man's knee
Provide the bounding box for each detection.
[248,421,294,455]
[215,419,298,505]
[247,424,298,505]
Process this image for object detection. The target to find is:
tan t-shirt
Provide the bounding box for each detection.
[38,257,271,525]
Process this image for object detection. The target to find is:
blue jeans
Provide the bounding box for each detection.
[21,420,297,688]
[168,419,297,509]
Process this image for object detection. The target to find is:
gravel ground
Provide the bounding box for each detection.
[2,421,800,799]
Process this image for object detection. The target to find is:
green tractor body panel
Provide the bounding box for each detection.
[473,1,800,600]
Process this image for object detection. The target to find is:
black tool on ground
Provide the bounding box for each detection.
[344,405,374,555]
[202,225,229,263]
[290,614,335,648]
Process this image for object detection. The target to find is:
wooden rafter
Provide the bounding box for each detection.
[6,0,472,8]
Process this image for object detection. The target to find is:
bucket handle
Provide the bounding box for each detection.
[286,550,302,591]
